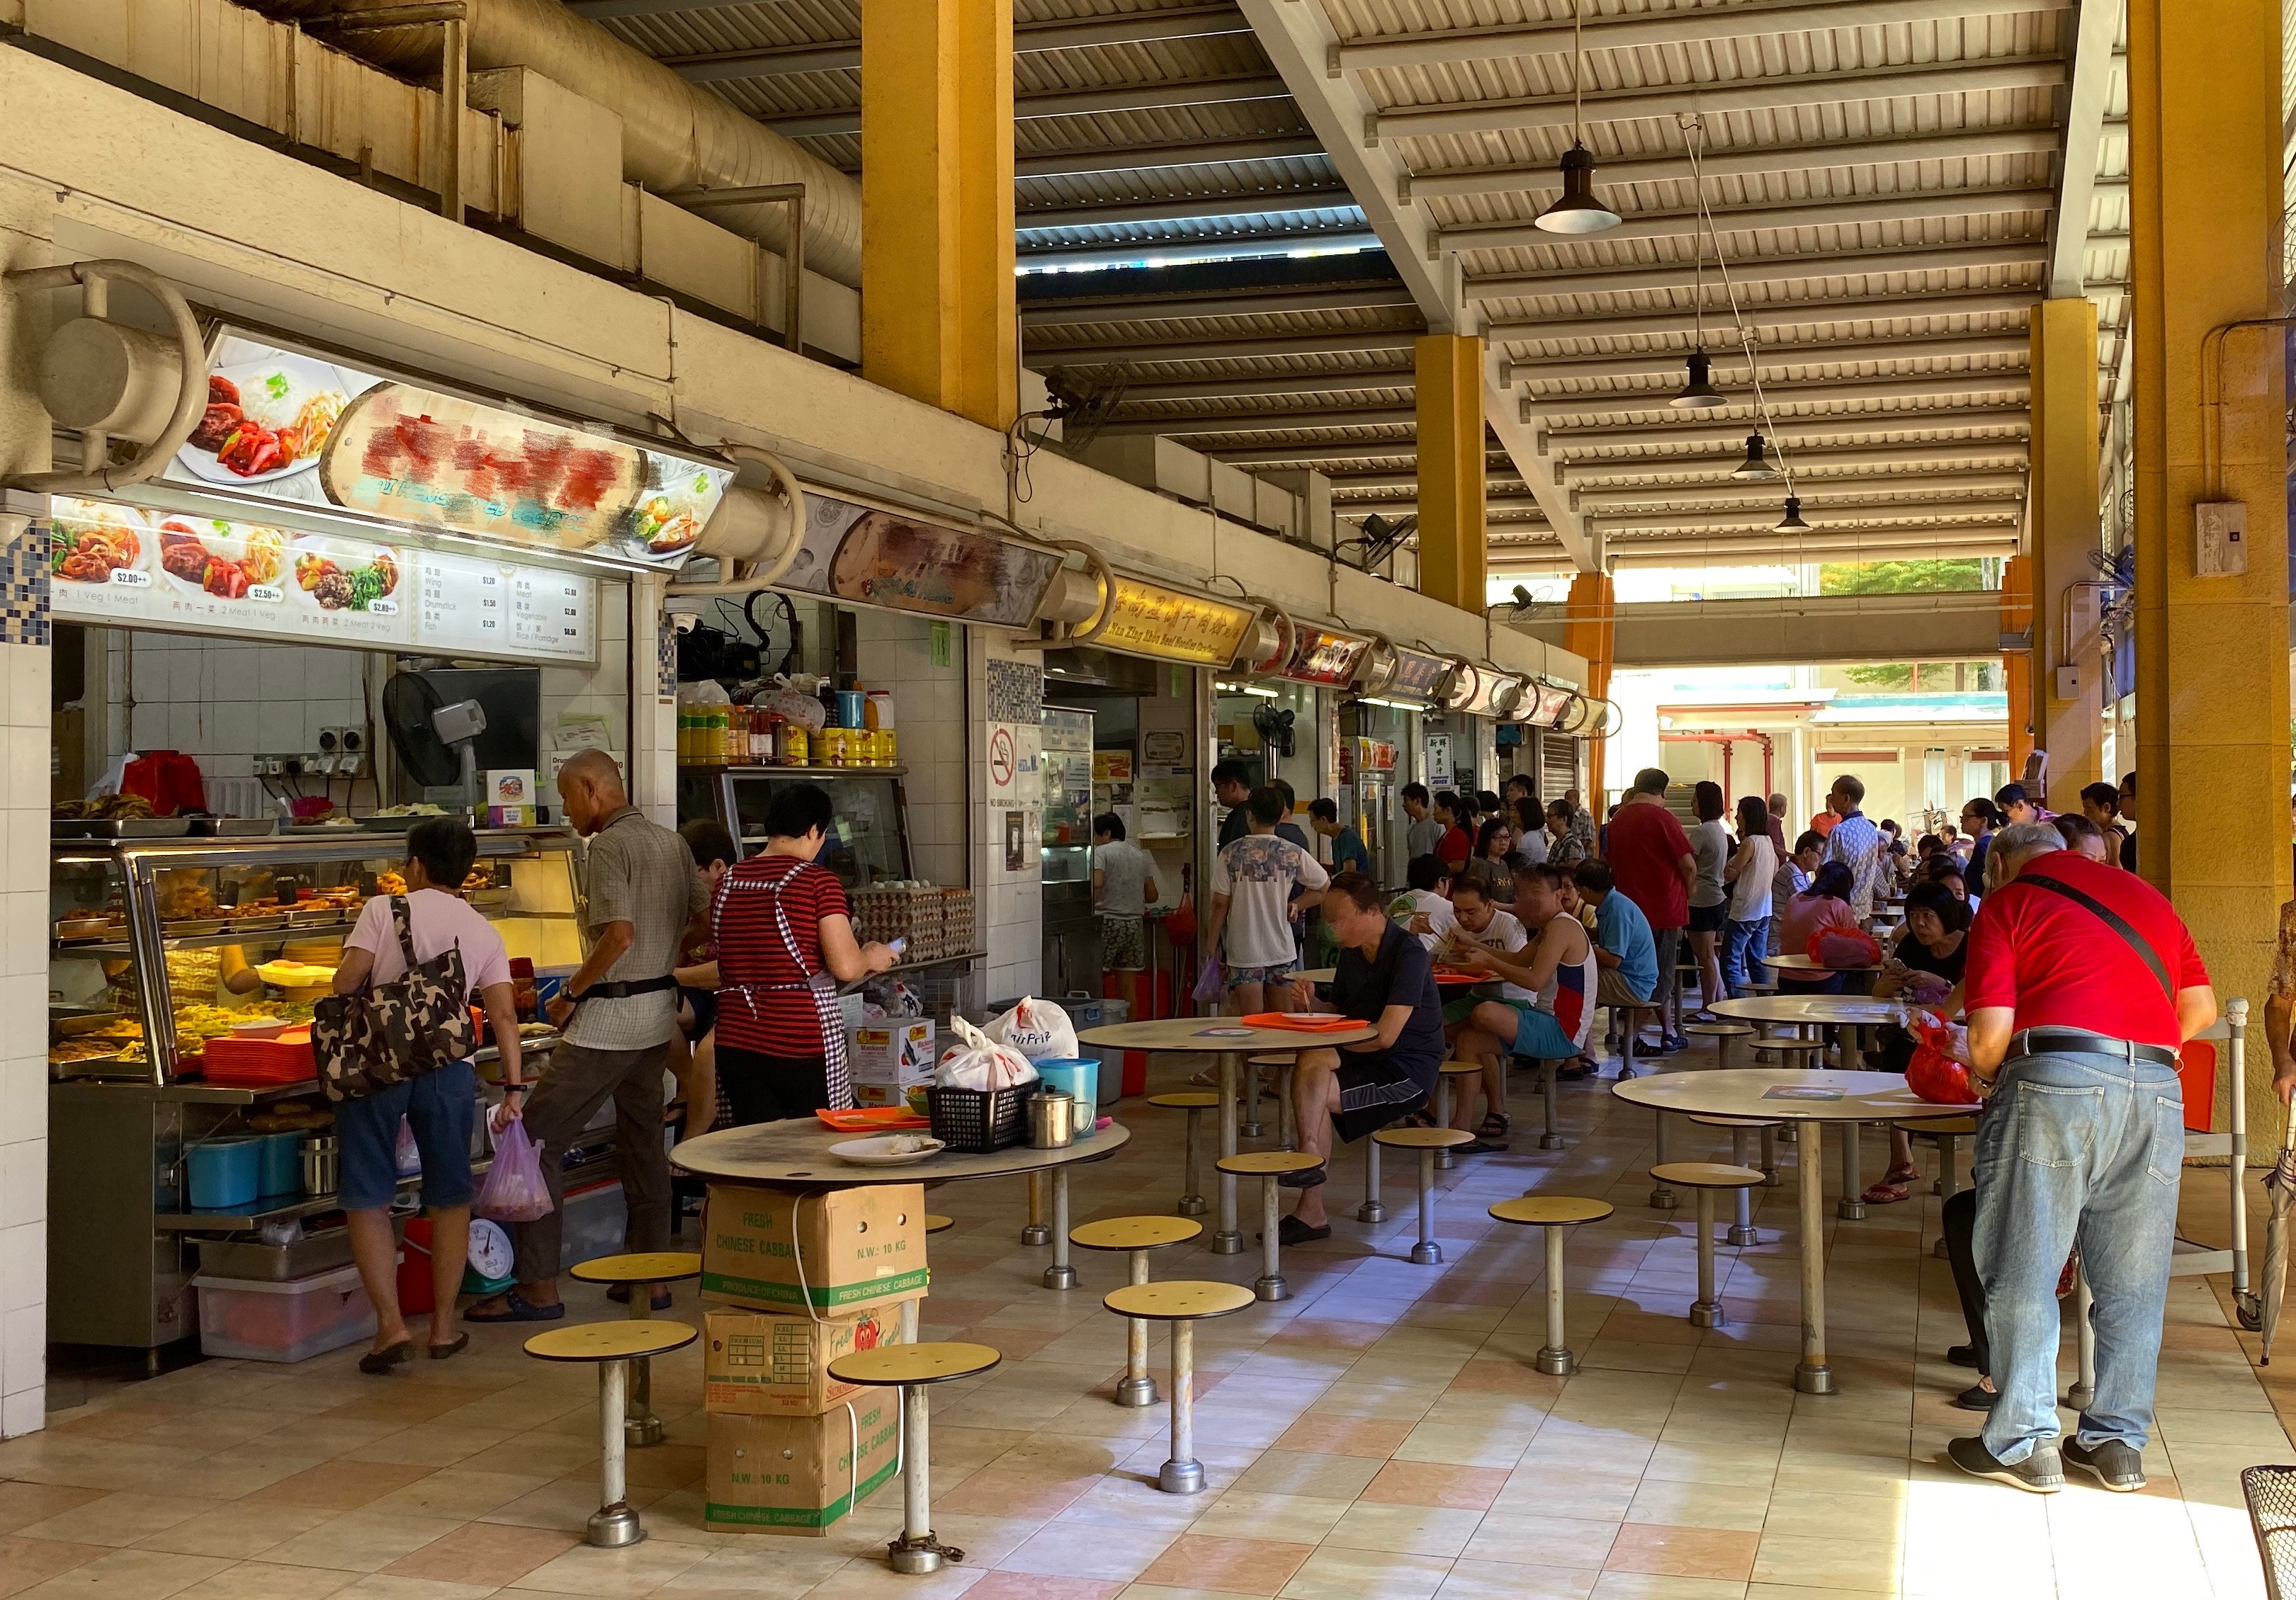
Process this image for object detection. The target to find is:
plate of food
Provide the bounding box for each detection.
[50,499,148,585]
[627,465,725,561]
[178,357,350,484]
[288,535,400,613]
[828,1133,946,1167]
[155,516,288,601]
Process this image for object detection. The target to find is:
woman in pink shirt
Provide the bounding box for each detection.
[1775,860,1860,995]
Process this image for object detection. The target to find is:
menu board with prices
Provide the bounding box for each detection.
[50,499,597,665]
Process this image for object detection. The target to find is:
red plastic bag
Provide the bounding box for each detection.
[1906,1013,1980,1106]
[475,1116,554,1223]
[1808,926,1884,969]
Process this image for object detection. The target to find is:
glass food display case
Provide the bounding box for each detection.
[46,828,587,1353]
[1039,707,1097,992]
[678,766,912,889]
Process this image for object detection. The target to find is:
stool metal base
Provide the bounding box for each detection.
[1042,1264,1077,1290]
[1176,1194,1208,1217]
[1020,1223,1051,1247]
[1255,1274,1290,1303]
[1408,1241,1442,1266]
[1836,1198,1867,1222]
[1114,1374,1158,1407]
[1540,1132,1564,1151]
[1794,1362,1835,1395]
[1356,1199,1386,1223]
[1689,1300,1724,1329]
[890,1538,947,1576]
[587,1504,645,1549]
[1240,1120,1264,1140]
[1209,1230,1244,1255]
[1726,1223,1759,1248]
[1533,1347,1575,1376]
[1648,1184,1677,1211]
[623,1415,664,1448]
[1158,1458,1206,1495]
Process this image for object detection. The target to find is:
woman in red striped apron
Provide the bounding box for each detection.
[709,785,900,1125]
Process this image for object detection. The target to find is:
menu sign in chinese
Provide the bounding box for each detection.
[1384,647,1449,703]
[48,498,595,664]
[1091,577,1256,666]
[1282,625,1372,687]
[164,331,732,571]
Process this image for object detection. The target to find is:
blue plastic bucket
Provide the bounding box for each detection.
[188,1138,261,1210]
[256,1131,303,1196]
[1032,1058,1099,1138]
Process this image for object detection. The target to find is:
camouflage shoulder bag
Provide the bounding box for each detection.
[311,895,479,1103]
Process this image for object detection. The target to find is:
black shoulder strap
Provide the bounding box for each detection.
[2015,873,2174,1002]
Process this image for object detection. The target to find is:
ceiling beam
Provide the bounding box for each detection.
[1202,438,1427,465]
[1525,372,2031,424]
[1019,187,1357,231]
[762,72,1292,139]
[1507,335,2028,387]
[1593,499,2021,533]
[1021,282,1418,329]
[1572,470,2029,509]
[1119,368,1415,402]
[1017,231,1382,270]
[1017,135,1328,181]
[1027,329,1423,363]
[2049,0,2122,297]
[1463,243,2046,302]
[1437,187,2056,256]
[1557,441,2029,480]
[1372,59,2068,143]
[1489,530,2020,570]
[1338,0,2073,74]
[1095,405,1421,437]
[1486,290,2040,346]
[1545,405,2030,450]
[656,2,1252,79]
[1401,127,2061,203]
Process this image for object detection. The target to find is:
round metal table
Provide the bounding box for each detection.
[1078,1017,1375,1254]
[672,1118,1132,1291]
[1709,994,1909,1031]
[1612,1068,1977,1394]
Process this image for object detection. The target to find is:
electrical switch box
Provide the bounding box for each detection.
[2195,500,2248,577]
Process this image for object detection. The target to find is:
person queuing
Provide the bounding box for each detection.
[1947,820,2215,1496]
[1821,774,1890,920]
[1401,782,1443,861]
[1214,760,1252,848]
[1721,794,1777,997]
[1092,812,1160,1019]
[468,750,701,1325]
[1447,863,1599,1135]
[1861,880,1972,1205]
[1962,798,2003,884]
[2052,812,2116,865]
[1461,816,1516,904]
[1274,871,1446,1244]
[1774,860,1860,993]
[1994,781,2047,826]
[1765,792,1792,857]
[1684,781,1731,1021]
[1508,794,1550,866]
[1201,785,1329,1017]
[1573,858,1658,1073]
[667,819,738,1137]
[2081,781,2136,871]
[1432,792,1474,873]
[1307,797,1371,875]
[2117,771,2138,871]
[1607,768,1696,1053]
[1544,798,1590,873]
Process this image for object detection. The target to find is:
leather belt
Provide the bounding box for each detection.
[2007,1027,2178,1069]
[571,975,677,1002]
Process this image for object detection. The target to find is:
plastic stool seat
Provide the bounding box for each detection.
[1649,1162,1764,1189]
[1682,1023,1753,1038]
[1071,1216,1204,1252]
[1102,1281,1253,1496]
[1151,1094,1219,1218]
[568,1252,702,1287]
[1372,1125,1476,1150]
[1650,1164,1763,1329]
[524,1320,698,1550]
[1216,1154,1320,1303]
[1902,1116,1979,1135]
[1148,1091,1221,1108]
[1489,1196,1614,1226]
[924,1214,956,1235]
[1216,1151,1324,1176]
[1106,1280,1255,1320]
[1690,1112,1780,1128]
[1374,1126,1473,1265]
[826,1342,1000,1573]
[827,1341,1000,1387]
[1487,1197,1612,1374]
[524,1321,697,1363]
[1438,1060,1482,1076]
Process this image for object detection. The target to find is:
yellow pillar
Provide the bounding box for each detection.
[2000,555,2034,778]
[1414,334,1486,613]
[860,0,1017,431]
[2028,300,2105,810]
[1563,572,1616,801]
[2130,0,2289,1049]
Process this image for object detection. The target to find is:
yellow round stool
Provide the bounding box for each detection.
[1488,1196,1614,1375]
[1690,1113,1782,1235]
[1371,1125,1475,1264]
[524,1320,699,1548]
[1214,1151,1323,1303]
[1434,1060,1485,1168]
[569,1252,703,1448]
[1070,1215,1204,1407]
[924,1214,956,1235]
[1247,1052,1298,1147]
[827,1342,1002,1575]
[1148,1091,1221,1217]
[1103,1281,1255,1495]
[1902,1115,1980,1257]
[1650,1162,1765,1327]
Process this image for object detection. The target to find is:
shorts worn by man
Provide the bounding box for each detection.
[1950,823,2214,1495]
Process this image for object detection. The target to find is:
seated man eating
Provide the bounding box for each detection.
[1447,863,1600,1113]
[1435,877,1531,1152]
[1274,870,1447,1244]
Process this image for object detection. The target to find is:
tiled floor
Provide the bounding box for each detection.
[6,1036,2289,1600]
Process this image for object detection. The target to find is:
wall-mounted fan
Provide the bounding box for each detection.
[1252,703,1296,757]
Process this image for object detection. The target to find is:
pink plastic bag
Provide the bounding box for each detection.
[1192,958,1225,1006]
[475,1116,554,1223]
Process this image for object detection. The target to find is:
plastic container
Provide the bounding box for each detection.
[187,1137,262,1210]
[256,1131,303,1196]
[926,1084,1028,1153]
[191,1261,383,1362]
[1031,1059,1099,1140]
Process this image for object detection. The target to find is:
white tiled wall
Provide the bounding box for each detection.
[1,639,51,1438]
[852,608,966,887]
[103,632,370,795]
[973,632,1041,1002]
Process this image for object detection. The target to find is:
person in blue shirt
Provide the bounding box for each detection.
[1573,859,1658,1068]
[1307,797,1371,877]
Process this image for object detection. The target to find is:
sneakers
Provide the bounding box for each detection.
[2064,1437,2147,1492]
[1947,1436,2063,1494]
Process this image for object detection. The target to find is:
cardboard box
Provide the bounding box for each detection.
[848,1020,935,1107]
[704,1403,901,1534]
[703,1303,917,1417]
[701,1183,928,1313]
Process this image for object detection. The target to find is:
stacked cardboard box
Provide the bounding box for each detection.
[848,1019,934,1107]
[698,1183,927,1533]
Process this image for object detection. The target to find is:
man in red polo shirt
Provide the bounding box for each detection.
[1606,768,1696,1052]
[1947,821,2215,1497]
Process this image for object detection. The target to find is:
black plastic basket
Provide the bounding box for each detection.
[926,1084,1028,1154]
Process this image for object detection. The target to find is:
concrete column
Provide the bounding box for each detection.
[1999,554,2034,777]
[2130,0,2290,1087]
[1561,572,1614,800]
[1413,334,1486,614]
[860,0,1017,431]
[2028,300,2104,809]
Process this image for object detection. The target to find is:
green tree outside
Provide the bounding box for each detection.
[1819,559,1996,688]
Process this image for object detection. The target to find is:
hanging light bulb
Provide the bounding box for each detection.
[1732,433,1778,480]
[1532,1,1621,235]
[1775,495,1810,532]
[1671,350,1725,409]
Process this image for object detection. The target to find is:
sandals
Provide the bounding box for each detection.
[1476,1112,1509,1139]
[1861,1164,1920,1205]
[605,1283,673,1311]
[464,1290,565,1324]
[427,1333,470,1361]
[358,1339,413,1375]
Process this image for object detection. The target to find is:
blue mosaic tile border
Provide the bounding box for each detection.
[1,518,51,647]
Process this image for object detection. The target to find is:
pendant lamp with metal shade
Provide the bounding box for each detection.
[1533,2,1621,235]
[1672,179,1726,407]
[1732,433,1779,480]
[1775,495,1811,532]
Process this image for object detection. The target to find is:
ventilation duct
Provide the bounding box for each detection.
[245,0,862,287]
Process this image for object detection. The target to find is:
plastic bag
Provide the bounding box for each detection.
[1808,926,1884,969]
[1192,957,1225,1006]
[394,1118,422,1177]
[1906,1012,1980,1106]
[936,1015,1039,1091]
[475,1117,555,1222]
[987,997,1079,1062]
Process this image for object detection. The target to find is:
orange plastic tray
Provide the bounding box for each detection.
[816,1106,932,1132]
[1239,1012,1365,1033]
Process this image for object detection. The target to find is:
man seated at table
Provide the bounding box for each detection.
[1273,870,1446,1244]
[1431,878,1529,1152]
[1573,858,1659,1071]
[1448,864,1598,1135]
[1396,853,1457,951]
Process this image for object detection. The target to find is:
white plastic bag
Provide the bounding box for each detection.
[937,1015,1039,1091]
[985,996,1079,1062]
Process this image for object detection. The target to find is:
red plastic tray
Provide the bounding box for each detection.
[816,1106,932,1132]
[1239,1012,1365,1033]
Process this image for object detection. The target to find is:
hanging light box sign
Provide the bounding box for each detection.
[1282,625,1372,688]
[1090,577,1258,666]
[1384,648,1449,703]
[1521,681,1577,728]
[1440,662,1483,713]
[764,492,1061,628]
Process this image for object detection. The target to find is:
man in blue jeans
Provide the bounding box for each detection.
[1950,820,2215,1494]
